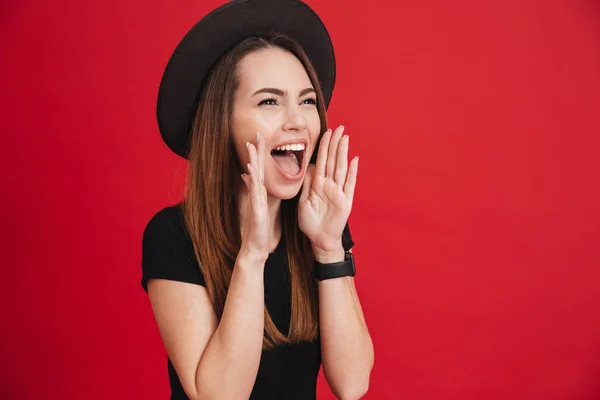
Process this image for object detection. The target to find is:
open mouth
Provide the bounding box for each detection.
[270,142,306,176]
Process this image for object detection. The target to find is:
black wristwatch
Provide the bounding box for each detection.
[313,251,356,281]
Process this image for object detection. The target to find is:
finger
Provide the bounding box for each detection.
[246,141,258,175]
[344,156,359,202]
[334,135,349,186]
[247,143,268,208]
[241,171,257,212]
[247,163,262,208]
[241,172,250,189]
[240,173,252,233]
[315,129,331,177]
[326,125,344,178]
[300,164,315,203]
[256,132,265,183]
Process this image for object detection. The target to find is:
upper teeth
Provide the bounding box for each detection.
[274,143,305,151]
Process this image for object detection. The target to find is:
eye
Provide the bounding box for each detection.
[258,98,278,106]
[302,97,317,105]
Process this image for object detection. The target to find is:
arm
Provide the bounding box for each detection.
[147,255,265,400]
[298,126,373,398]
[315,246,374,400]
[146,135,270,399]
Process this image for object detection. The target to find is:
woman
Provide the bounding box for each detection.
[141,1,374,399]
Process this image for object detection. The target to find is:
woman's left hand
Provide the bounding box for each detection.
[298,125,359,254]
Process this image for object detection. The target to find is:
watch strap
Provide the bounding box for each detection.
[313,251,356,281]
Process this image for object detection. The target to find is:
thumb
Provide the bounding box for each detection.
[241,173,249,186]
[300,164,315,203]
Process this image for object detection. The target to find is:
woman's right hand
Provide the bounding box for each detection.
[239,133,270,265]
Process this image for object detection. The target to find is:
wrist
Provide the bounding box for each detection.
[312,244,345,264]
[236,251,267,269]
[313,249,356,281]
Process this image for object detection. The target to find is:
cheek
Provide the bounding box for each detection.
[308,115,322,153]
[231,110,271,144]
[230,116,255,164]
[234,142,247,167]
[229,133,252,171]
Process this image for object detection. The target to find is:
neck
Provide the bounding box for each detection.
[237,181,282,253]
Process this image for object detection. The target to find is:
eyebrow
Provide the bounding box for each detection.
[252,87,316,97]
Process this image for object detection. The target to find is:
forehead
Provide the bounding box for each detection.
[236,47,313,93]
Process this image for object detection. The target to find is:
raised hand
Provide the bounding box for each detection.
[239,133,270,264]
[298,125,359,254]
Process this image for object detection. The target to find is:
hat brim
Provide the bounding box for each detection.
[156,0,336,159]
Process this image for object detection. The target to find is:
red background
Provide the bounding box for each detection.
[2,0,600,399]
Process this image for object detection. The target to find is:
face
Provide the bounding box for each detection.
[230,47,321,200]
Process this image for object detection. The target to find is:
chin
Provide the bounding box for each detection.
[266,182,303,201]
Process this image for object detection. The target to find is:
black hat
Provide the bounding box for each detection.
[156,0,336,159]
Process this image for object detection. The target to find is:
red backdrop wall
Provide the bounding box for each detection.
[2,0,599,399]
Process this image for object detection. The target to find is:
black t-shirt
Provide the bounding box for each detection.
[141,204,354,400]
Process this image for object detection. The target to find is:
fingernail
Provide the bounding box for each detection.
[339,125,345,131]
[257,132,260,142]
[247,163,251,171]
[246,141,249,148]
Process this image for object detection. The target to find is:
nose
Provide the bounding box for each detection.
[281,104,307,133]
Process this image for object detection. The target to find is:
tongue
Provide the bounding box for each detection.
[272,150,300,176]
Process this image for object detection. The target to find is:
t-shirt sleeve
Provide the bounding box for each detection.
[141,205,206,292]
[342,221,355,252]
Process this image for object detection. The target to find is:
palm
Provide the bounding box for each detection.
[298,169,347,242]
[298,126,359,251]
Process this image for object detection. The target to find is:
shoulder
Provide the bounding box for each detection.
[142,204,193,257]
[141,203,205,291]
[143,203,202,253]
[144,204,186,237]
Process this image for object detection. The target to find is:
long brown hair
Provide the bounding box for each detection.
[181,33,329,350]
